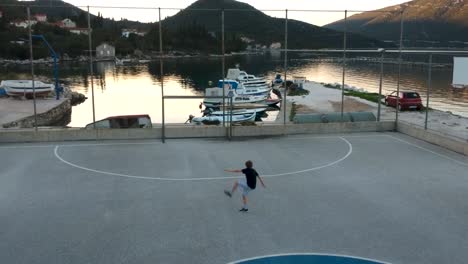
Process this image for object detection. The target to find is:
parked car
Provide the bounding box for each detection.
[385,91,423,111]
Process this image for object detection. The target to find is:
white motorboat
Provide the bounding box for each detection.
[226,68,271,90]
[206,107,267,117]
[190,111,256,125]
[203,87,268,108]
[1,80,54,97]
[218,79,271,96]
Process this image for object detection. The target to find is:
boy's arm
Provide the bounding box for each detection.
[224,169,242,173]
[257,175,266,188]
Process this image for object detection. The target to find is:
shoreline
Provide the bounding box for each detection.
[287,81,468,140]
[0,51,270,66]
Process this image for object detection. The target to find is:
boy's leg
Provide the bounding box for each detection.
[242,195,248,209]
[224,181,238,197]
[231,181,238,194]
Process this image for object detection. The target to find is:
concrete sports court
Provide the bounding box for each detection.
[1,132,467,264]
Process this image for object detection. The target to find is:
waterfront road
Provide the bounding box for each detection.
[1,132,467,264]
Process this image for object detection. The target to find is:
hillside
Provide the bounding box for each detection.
[160,0,391,49]
[325,0,468,47]
[0,0,392,59]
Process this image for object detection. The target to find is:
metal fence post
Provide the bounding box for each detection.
[27,7,38,131]
[395,10,405,126]
[221,9,226,132]
[229,96,233,140]
[283,9,288,127]
[425,53,433,130]
[377,49,385,121]
[159,7,165,143]
[87,6,96,128]
[341,10,347,121]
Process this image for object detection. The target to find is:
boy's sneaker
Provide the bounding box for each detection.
[239,208,248,212]
[224,190,232,197]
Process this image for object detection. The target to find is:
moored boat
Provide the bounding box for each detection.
[218,79,271,96]
[206,107,267,117]
[190,111,256,125]
[1,80,54,97]
[203,87,268,108]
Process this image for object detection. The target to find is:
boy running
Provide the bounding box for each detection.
[224,160,266,212]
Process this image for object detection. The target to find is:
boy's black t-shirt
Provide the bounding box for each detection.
[242,168,258,189]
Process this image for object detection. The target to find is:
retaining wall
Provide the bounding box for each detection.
[0,121,395,143]
[397,121,468,156]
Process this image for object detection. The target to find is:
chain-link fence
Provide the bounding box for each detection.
[0,3,467,140]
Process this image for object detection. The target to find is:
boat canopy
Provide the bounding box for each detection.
[217,80,239,89]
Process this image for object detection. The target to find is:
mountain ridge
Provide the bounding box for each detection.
[325,0,468,47]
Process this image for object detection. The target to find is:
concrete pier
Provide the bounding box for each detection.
[0,97,71,128]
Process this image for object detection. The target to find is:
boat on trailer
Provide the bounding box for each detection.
[1,80,54,97]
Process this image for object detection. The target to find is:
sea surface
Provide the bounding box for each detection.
[1,52,467,127]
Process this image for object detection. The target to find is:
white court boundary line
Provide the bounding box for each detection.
[227,252,391,264]
[0,133,387,150]
[385,134,468,167]
[53,137,353,181]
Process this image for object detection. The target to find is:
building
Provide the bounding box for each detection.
[270,42,282,49]
[69,28,89,35]
[96,43,115,60]
[34,14,47,22]
[10,20,37,28]
[59,18,76,28]
[121,29,147,38]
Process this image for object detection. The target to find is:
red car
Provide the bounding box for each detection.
[385,91,423,111]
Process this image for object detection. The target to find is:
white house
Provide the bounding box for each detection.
[69,28,89,35]
[121,29,147,38]
[96,43,115,59]
[60,18,76,28]
[10,20,37,28]
[270,42,282,49]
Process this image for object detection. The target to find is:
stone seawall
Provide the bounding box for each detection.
[2,99,71,128]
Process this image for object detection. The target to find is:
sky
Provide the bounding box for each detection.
[60,0,410,26]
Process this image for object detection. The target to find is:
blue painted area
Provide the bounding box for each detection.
[234,254,386,264]
[0,87,6,96]
[218,80,239,89]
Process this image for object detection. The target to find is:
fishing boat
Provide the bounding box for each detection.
[265,98,282,107]
[205,103,271,110]
[190,111,256,125]
[206,107,267,117]
[203,87,268,108]
[226,68,271,90]
[218,79,271,96]
[1,80,54,97]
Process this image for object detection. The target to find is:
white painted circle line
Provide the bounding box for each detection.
[227,252,391,264]
[53,137,352,181]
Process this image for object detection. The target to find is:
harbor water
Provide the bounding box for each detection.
[1,53,467,127]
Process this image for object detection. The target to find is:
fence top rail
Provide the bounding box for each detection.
[284,49,468,55]
[163,95,231,99]
[0,4,401,13]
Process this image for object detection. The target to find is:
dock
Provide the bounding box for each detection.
[0,97,71,128]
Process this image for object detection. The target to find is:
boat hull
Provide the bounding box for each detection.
[1,80,54,97]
